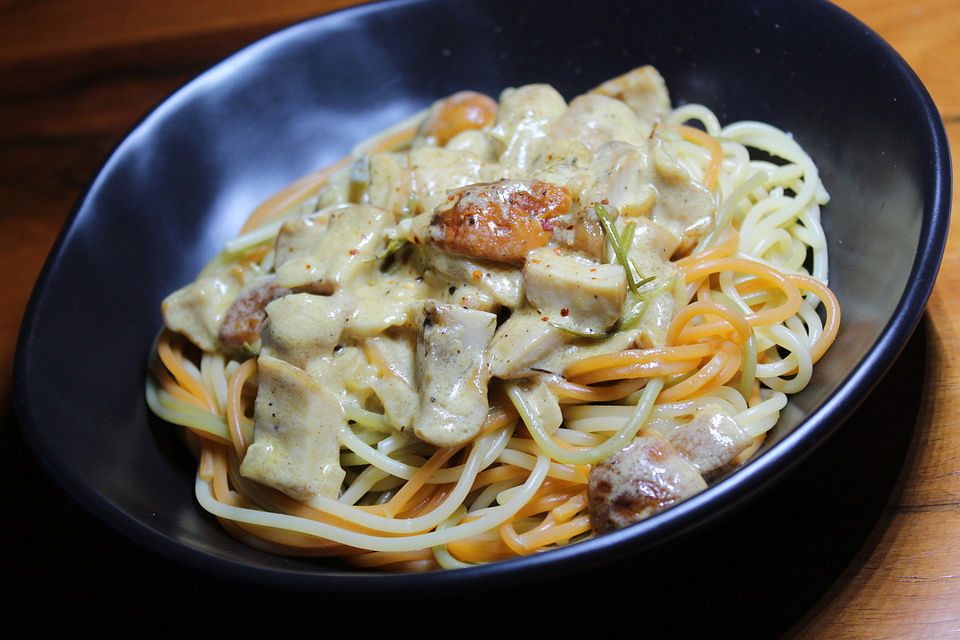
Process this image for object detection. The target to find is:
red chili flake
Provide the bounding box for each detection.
[541,316,549,322]
[560,308,569,317]
[472,270,484,280]
[348,248,359,256]
[553,247,563,255]
[590,268,598,273]
[601,198,609,205]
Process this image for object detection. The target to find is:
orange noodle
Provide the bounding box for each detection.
[147,76,841,571]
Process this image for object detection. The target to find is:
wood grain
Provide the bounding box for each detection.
[786,2,960,634]
[1,0,957,635]
[836,0,960,119]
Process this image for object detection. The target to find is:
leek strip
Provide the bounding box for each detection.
[595,203,641,295]
[698,170,768,252]
[224,219,283,255]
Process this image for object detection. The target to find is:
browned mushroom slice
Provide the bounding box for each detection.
[668,410,753,480]
[413,301,497,447]
[218,278,291,354]
[588,434,707,534]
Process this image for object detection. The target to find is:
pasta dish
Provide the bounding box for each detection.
[147,66,840,571]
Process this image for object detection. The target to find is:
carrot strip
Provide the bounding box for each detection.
[544,377,647,403]
[569,359,698,386]
[788,274,841,362]
[397,485,450,519]
[515,491,584,520]
[551,491,588,523]
[480,400,518,435]
[156,332,217,412]
[226,358,257,458]
[519,515,592,551]
[676,226,740,268]
[364,125,418,155]
[239,125,417,234]
[153,363,208,410]
[657,341,739,402]
[679,257,803,328]
[670,124,723,190]
[498,521,529,556]
[346,549,434,568]
[240,156,352,233]
[473,464,529,489]
[445,536,516,563]
[668,300,752,346]
[382,446,459,518]
[564,343,715,379]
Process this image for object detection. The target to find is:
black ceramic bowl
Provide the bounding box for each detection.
[14,0,950,592]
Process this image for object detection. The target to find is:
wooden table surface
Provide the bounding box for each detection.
[2,1,958,636]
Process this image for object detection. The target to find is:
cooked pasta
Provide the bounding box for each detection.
[147,66,840,570]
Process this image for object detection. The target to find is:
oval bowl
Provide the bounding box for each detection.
[14,0,950,592]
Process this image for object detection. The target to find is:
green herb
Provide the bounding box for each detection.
[618,298,650,331]
[617,274,673,331]
[621,221,637,251]
[594,203,642,296]
[630,259,656,288]
[548,321,611,340]
[366,236,410,263]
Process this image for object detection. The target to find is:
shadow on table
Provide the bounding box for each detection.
[2,317,928,636]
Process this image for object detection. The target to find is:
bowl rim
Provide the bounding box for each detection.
[13,0,952,592]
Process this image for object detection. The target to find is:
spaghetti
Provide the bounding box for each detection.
[147,66,840,570]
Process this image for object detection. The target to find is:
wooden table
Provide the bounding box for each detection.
[2,1,957,636]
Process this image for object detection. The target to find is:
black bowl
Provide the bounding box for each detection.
[14,0,950,592]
